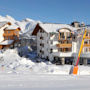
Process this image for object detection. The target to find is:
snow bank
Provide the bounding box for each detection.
[0,49,90,75]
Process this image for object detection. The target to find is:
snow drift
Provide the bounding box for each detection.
[0,49,90,75]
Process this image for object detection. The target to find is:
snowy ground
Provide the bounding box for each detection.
[0,49,90,89]
[0,73,90,90]
[0,49,90,75]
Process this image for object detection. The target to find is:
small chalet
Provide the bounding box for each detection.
[0,22,21,49]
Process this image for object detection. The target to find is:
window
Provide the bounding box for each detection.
[47,41,48,44]
[5,31,7,34]
[40,29,42,33]
[40,43,41,46]
[89,48,90,52]
[54,57,59,61]
[46,56,49,61]
[58,48,62,52]
[15,31,18,34]
[8,37,11,40]
[66,48,69,51]
[60,32,61,36]
[40,50,42,53]
[51,40,53,44]
[8,31,10,33]
[47,33,48,37]
[14,36,18,40]
[40,37,43,40]
[58,48,71,52]
[38,54,39,57]
[50,49,53,53]
[84,41,88,44]
[61,32,64,38]
[89,33,90,36]
[40,50,44,54]
[86,48,88,52]
[42,51,44,54]
[4,36,7,40]
[40,29,44,33]
[40,43,44,47]
[86,33,88,36]
[67,32,70,37]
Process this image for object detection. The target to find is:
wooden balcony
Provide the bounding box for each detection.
[85,36,90,39]
[3,33,13,36]
[58,38,72,41]
[56,43,72,48]
[84,44,90,47]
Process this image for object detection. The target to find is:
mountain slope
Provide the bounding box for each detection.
[0,15,41,38]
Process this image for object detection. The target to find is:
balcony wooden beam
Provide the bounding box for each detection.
[56,44,72,48]
[85,36,90,39]
[84,44,90,47]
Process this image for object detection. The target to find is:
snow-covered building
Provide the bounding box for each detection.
[32,22,90,65]
[0,22,21,49]
[32,23,81,64]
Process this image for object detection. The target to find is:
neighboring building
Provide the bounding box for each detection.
[80,26,90,65]
[32,22,90,65]
[0,22,11,43]
[0,22,21,49]
[71,21,80,28]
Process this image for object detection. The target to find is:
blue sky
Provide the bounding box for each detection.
[0,0,90,24]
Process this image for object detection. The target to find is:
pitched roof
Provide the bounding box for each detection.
[32,23,79,35]
[39,23,77,33]
[5,24,20,30]
[0,21,11,28]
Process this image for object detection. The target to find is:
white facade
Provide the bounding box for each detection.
[0,24,10,42]
[32,23,90,65]
[36,29,77,61]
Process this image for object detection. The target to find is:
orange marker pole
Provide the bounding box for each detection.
[69,29,87,75]
[73,29,87,75]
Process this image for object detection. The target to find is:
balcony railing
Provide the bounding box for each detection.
[3,33,13,36]
[56,43,72,48]
[58,38,72,41]
[84,44,90,47]
[85,36,90,39]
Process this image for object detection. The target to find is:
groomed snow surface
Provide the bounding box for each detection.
[0,49,90,90]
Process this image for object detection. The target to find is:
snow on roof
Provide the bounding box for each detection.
[0,40,14,45]
[0,21,9,28]
[6,24,19,30]
[39,23,78,33]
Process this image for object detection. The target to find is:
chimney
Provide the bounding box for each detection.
[71,21,80,28]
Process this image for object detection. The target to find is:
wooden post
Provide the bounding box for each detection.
[61,58,65,65]
[83,58,87,65]
[58,32,60,40]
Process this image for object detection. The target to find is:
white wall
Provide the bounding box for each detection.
[36,30,78,61]
[72,42,77,53]
[36,30,59,61]
[0,24,9,42]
